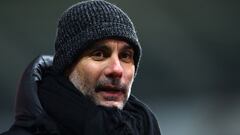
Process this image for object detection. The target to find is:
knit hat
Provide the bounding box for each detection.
[53,0,142,75]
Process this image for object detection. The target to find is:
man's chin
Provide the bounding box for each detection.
[92,91,127,109]
[98,100,124,110]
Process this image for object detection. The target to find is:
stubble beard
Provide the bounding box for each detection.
[68,70,131,109]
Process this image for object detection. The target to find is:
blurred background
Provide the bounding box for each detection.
[1,0,240,135]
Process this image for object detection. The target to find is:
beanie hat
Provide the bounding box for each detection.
[53,0,142,75]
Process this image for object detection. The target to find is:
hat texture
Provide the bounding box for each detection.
[53,0,142,74]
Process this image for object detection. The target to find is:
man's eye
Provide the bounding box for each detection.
[91,50,105,61]
[120,51,133,63]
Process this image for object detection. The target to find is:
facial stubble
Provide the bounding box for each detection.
[69,69,132,109]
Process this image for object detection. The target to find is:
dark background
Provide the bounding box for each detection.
[1,0,240,135]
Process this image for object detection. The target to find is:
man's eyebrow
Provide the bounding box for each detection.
[122,45,134,51]
[88,44,110,51]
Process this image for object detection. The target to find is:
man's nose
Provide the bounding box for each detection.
[104,56,123,78]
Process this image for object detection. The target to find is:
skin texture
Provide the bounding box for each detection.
[68,39,135,109]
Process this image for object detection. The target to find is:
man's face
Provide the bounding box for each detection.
[68,39,135,109]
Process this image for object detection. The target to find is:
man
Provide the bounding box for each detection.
[1,0,161,135]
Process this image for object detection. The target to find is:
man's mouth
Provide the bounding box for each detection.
[95,85,126,101]
[95,85,125,92]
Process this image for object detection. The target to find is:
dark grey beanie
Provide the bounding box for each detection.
[53,0,142,75]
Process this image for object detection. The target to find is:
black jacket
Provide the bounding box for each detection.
[1,55,161,135]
